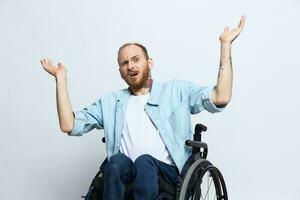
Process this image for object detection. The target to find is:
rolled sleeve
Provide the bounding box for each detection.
[186,81,225,114]
[201,85,225,113]
[68,99,104,136]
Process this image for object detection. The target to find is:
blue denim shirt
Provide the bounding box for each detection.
[69,79,224,173]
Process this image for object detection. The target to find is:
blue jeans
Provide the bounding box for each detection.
[103,153,179,200]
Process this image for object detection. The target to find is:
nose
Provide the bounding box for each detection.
[128,60,135,70]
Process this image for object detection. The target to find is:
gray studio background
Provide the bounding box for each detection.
[0,0,299,199]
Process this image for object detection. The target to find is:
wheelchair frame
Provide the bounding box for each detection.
[82,123,228,200]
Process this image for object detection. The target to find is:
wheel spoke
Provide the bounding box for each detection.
[203,173,213,200]
[207,173,209,200]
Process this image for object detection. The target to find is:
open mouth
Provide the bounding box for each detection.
[128,71,139,78]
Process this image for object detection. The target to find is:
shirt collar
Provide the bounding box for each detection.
[147,80,160,106]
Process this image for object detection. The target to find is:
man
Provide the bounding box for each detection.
[41,16,245,200]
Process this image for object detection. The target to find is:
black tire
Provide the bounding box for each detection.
[178,159,227,200]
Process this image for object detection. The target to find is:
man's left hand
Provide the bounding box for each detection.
[219,16,246,44]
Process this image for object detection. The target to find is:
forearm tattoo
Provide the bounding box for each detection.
[219,56,232,70]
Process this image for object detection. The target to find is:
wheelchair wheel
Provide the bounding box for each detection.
[178,159,227,200]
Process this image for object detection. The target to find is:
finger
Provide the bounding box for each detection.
[42,59,47,66]
[40,59,46,67]
[238,15,246,30]
[224,26,230,32]
[49,60,53,66]
[58,62,65,68]
[41,59,51,69]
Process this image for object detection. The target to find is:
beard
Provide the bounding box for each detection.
[125,68,150,91]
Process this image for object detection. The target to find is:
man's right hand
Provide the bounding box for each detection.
[40,59,67,78]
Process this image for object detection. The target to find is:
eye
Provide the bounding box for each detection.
[133,57,139,62]
[120,60,128,67]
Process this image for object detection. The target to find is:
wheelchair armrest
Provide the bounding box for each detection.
[185,140,208,158]
[185,140,207,149]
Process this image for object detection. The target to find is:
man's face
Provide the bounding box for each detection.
[118,45,153,90]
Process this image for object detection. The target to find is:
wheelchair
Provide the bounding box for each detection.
[82,123,228,200]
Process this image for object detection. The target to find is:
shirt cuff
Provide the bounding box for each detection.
[68,111,87,136]
[201,85,225,113]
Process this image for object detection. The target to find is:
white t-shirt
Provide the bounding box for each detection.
[120,93,174,165]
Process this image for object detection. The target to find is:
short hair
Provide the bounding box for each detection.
[117,42,149,64]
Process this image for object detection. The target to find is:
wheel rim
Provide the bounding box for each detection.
[178,160,227,200]
[192,167,218,200]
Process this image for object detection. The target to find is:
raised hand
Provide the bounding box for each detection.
[40,58,74,133]
[40,58,67,77]
[219,16,245,44]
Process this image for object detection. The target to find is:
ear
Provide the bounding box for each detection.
[147,58,153,70]
[118,67,125,80]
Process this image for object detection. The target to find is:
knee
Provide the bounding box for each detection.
[109,153,128,164]
[134,154,155,169]
[105,153,129,173]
